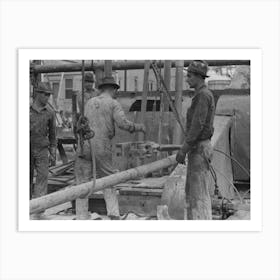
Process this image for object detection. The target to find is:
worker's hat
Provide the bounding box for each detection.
[84,72,94,83]
[98,76,120,90]
[35,82,53,94]
[187,60,209,78]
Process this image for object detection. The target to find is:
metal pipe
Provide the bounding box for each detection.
[139,60,150,142]
[30,155,177,214]
[173,60,184,144]
[104,60,112,77]
[31,60,250,74]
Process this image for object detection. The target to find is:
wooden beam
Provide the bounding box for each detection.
[173,60,184,144]
[163,60,171,110]
[160,61,172,145]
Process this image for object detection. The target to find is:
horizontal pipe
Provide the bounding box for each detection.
[30,155,177,214]
[31,60,250,74]
[158,144,182,152]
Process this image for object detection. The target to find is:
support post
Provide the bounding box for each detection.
[161,60,171,145]
[104,60,112,77]
[95,68,104,88]
[124,69,127,92]
[173,60,184,144]
[138,60,150,141]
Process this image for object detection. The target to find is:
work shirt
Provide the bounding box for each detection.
[185,83,215,147]
[30,103,56,149]
[85,92,135,140]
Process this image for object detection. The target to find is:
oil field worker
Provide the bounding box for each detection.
[176,60,215,220]
[30,82,56,200]
[75,76,146,219]
[77,72,98,112]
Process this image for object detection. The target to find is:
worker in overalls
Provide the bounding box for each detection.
[176,60,215,220]
[74,76,146,219]
[30,82,56,200]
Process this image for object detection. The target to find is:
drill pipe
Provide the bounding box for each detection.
[30,155,177,214]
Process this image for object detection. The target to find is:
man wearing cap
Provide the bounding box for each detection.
[176,60,215,220]
[77,72,98,112]
[30,82,56,201]
[74,77,146,219]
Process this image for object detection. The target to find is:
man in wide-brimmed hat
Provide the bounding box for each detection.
[30,82,56,204]
[176,60,215,220]
[74,77,146,219]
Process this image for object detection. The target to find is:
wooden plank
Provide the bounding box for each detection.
[119,195,161,217]
[118,187,162,197]
[47,215,76,220]
[45,202,72,215]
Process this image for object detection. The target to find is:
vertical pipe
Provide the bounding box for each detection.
[95,68,104,88]
[104,60,112,77]
[173,60,184,144]
[124,69,127,92]
[139,60,150,141]
[163,60,171,110]
[162,60,172,145]
[81,60,85,116]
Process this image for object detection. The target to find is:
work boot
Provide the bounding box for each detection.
[108,215,120,220]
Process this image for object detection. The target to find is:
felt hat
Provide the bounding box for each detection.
[35,82,53,94]
[98,76,120,90]
[187,60,209,78]
[84,72,94,82]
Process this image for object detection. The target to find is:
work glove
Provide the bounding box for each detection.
[49,147,56,166]
[134,123,146,134]
[175,149,187,164]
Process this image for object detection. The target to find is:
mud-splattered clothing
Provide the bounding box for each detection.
[30,103,56,199]
[75,92,137,216]
[185,84,215,220]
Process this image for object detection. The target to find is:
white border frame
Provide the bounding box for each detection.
[18,49,261,232]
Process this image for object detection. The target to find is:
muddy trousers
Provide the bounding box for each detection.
[185,140,213,220]
[74,145,120,217]
[30,147,49,199]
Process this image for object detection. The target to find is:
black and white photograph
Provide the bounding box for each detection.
[21,50,258,229]
[2,1,280,279]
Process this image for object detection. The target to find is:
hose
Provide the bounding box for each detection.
[214,148,250,178]
[211,166,243,203]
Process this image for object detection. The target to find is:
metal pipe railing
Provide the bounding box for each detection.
[31,60,250,74]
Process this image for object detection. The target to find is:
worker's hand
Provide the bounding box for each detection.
[135,123,146,134]
[176,149,187,164]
